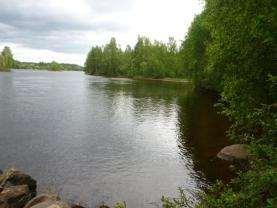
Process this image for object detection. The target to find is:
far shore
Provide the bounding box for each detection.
[133,76,190,83]
[4,69,191,84]
[108,76,191,84]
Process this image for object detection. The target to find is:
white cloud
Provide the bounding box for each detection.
[0,0,204,65]
[0,42,85,65]
[131,0,203,42]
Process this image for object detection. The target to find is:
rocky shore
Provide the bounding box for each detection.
[0,169,112,208]
[0,145,248,208]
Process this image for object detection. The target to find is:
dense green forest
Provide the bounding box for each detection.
[85,37,182,78]
[86,0,276,207]
[0,46,83,71]
[165,0,276,207]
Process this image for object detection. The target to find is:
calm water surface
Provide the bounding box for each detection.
[0,71,230,207]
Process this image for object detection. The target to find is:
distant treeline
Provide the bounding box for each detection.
[0,46,83,72]
[85,37,182,78]
[14,61,83,71]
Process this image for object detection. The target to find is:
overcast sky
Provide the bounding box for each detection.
[0,0,203,65]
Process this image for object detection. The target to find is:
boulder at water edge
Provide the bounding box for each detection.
[217,144,249,161]
[23,194,70,208]
[0,185,33,208]
[0,169,37,195]
[0,169,37,208]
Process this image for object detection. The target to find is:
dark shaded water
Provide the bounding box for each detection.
[0,71,231,207]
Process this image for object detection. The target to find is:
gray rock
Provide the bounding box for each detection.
[0,169,37,197]
[24,194,60,208]
[23,194,70,208]
[25,200,70,208]
[71,204,86,208]
[0,185,33,208]
[217,144,249,161]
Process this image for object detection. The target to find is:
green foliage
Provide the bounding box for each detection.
[0,54,4,70]
[205,0,276,138]
[85,46,103,74]
[161,188,193,208]
[180,13,210,86]
[269,75,277,102]
[113,202,127,208]
[103,37,123,76]
[163,0,276,207]
[181,0,276,150]
[50,61,62,71]
[85,37,182,78]
[0,46,14,71]
[199,166,277,208]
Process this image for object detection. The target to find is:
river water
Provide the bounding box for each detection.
[0,70,231,207]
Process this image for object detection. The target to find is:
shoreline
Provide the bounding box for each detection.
[132,76,191,83]
[5,70,190,84]
[92,74,191,84]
